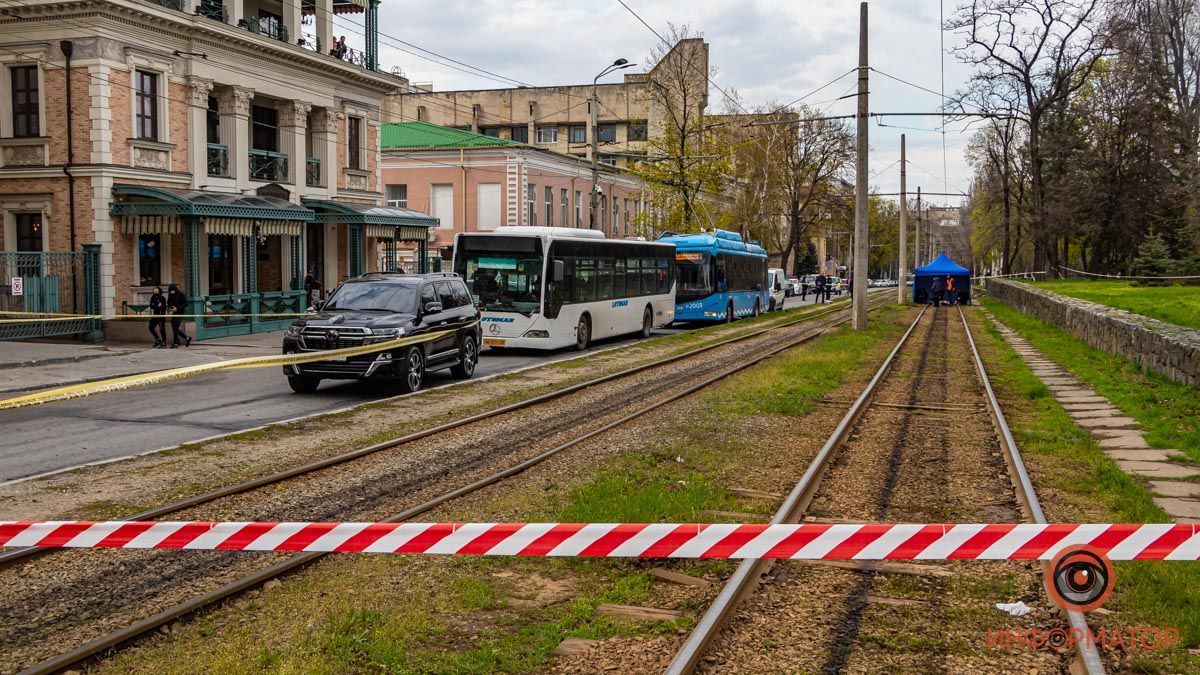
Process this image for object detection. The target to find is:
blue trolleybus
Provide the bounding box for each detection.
[659,229,770,322]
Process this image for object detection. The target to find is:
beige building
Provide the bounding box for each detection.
[0,0,438,341]
[384,39,710,168]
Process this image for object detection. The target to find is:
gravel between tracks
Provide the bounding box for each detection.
[0,307,855,672]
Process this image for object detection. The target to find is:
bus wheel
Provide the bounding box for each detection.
[640,307,653,339]
[575,315,591,351]
[725,301,735,323]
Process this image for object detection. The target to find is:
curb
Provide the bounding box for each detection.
[0,350,136,372]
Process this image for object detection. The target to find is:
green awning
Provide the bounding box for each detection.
[111,185,315,222]
[303,199,437,242]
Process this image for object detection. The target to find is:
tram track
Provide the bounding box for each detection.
[1,294,890,674]
[665,306,1105,675]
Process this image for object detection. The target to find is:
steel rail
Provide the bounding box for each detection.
[957,307,1105,675]
[0,296,875,572]
[16,298,891,675]
[665,305,929,675]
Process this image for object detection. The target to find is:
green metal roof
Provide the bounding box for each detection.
[381,122,527,150]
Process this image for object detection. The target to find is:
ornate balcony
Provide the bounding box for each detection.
[195,0,226,21]
[207,143,228,177]
[305,157,321,187]
[241,16,288,43]
[249,149,288,182]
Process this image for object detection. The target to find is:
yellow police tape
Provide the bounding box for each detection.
[0,311,309,323]
[0,322,476,411]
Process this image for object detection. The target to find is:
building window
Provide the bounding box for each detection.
[416,105,427,121]
[536,126,557,144]
[431,183,454,229]
[599,154,618,166]
[11,65,39,138]
[612,196,619,234]
[252,105,278,151]
[561,188,568,227]
[597,124,617,143]
[481,127,500,137]
[258,10,283,40]
[206,96,220,144]
[545,186,553,226]
[575,190,582,227]
[208,234,235,295]
[135,70,159,141]
[628,121,648,141]
[624,198,631,235]
[527,184,536,226]
[511,126,529,143]
[568,125,586,144]
[15,212,42,252]
[347,116,362,169]
[386,184,407,208]
[138,234,161,286]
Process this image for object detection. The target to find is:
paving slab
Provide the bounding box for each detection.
[1057,396,1110,404]
[1117,461,1200,479]
[1152,497,1200,520]
[1075,416,1140,429]
[1067,408,1126,419]
[1148,481,1200,499]
[1098,433,1150,449]
[1062,402,1116,412]
[1103,449,1179,462]
[1041,378,1082,386]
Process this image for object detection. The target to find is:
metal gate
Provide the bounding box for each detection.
[0,246,101,341]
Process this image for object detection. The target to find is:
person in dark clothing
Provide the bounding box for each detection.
[814,275,826,304]
[800,277,808,301]
[167,283,191,348]
[148,286,167,348]
[304,269,322,309]
[930,276,945,307]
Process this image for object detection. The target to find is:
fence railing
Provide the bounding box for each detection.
[0,249,100,341]
[207,143,228,177]
[186,290,305,340]
[249,149,288,182]
[305,157,321,186]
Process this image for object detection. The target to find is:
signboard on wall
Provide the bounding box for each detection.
[10,277,22,296]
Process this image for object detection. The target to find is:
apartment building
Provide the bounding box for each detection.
[381,122,648,264]
[384,39,709,168]
[0,0,437,341]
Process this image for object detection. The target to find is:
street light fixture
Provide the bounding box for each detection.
[591,58,636,230]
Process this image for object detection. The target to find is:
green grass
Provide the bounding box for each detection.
[981,298,1200,463]
[970,308,1200,670]
[1033,279,1200,329]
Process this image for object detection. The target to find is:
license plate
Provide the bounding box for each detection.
[484,338,505,347]
[329,356,347,362]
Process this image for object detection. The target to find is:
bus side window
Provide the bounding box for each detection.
[574,259,597,303]
[657,259,671,294]
[613,257,627,298]
[596,258,614,301]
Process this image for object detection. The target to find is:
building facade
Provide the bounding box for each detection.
[383,39,709,168]
[381,122,649,264]
[0,0,435,341]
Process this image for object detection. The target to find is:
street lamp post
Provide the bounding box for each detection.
[591,58,635,229]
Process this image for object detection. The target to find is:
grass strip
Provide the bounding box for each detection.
[1028,279,1200,330]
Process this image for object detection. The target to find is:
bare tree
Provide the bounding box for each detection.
[967,117,1026,273]
[949,0,1112,271]
[778,108,855,274]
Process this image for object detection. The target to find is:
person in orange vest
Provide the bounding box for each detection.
[945,275,956,304]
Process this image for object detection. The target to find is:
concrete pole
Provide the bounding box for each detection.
[589,80,599,229]
[915,186,922,270]
[852,2,869,330]
[898,134,907,304]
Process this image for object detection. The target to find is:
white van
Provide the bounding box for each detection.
[767,268,788,311]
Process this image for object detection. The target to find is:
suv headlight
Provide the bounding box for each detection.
[285,324,303,338]
[372,327,405,338]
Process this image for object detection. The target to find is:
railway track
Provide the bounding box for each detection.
[665,306,1105,675]
[1,294,890,674]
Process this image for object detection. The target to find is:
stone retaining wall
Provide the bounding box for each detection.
[986,279,1200,387]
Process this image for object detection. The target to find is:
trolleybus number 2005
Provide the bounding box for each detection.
[452,227,676,351]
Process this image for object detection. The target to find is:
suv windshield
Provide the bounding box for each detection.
[323,280,419,313]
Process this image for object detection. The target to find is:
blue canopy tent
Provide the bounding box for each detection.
[913,253,972,304]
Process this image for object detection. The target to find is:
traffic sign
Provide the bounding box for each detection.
[10,277,22,296]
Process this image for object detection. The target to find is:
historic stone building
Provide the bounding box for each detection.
[0,0,436,341]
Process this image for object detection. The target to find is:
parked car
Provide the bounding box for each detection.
[281,272,481,394]
[786,276,801,297]
[767,268,788,311]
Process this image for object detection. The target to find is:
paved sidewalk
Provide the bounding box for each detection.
[0,331,283,395]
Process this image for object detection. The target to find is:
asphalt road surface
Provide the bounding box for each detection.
[0,328,692,483]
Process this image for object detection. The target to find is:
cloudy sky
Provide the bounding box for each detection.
[345,0,977,208]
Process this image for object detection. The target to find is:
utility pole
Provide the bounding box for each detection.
[589,91,599,229]
[897,134,907,304]
[915,186,922,270]
[851,1,869,330]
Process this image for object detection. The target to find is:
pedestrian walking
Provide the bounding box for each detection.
[304,267,322,309]
[945,275,956,305]
[800,277,808,301]
[930,276,945,307]
[148,286,167,348]
[167,283,191,348]
[825,277,834,302]
[814,275,826,304]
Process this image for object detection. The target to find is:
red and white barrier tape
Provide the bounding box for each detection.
[3,521,1199,560]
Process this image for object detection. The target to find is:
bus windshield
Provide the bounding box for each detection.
[675,251,713,301]
[454,237,544,316]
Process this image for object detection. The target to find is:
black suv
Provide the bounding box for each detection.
[282,273,481,394]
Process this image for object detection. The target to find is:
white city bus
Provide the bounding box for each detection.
[452,226,676,351]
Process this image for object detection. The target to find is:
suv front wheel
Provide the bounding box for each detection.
[288,376,320,394]
[451,335,477,379]
[400,346,425,393]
